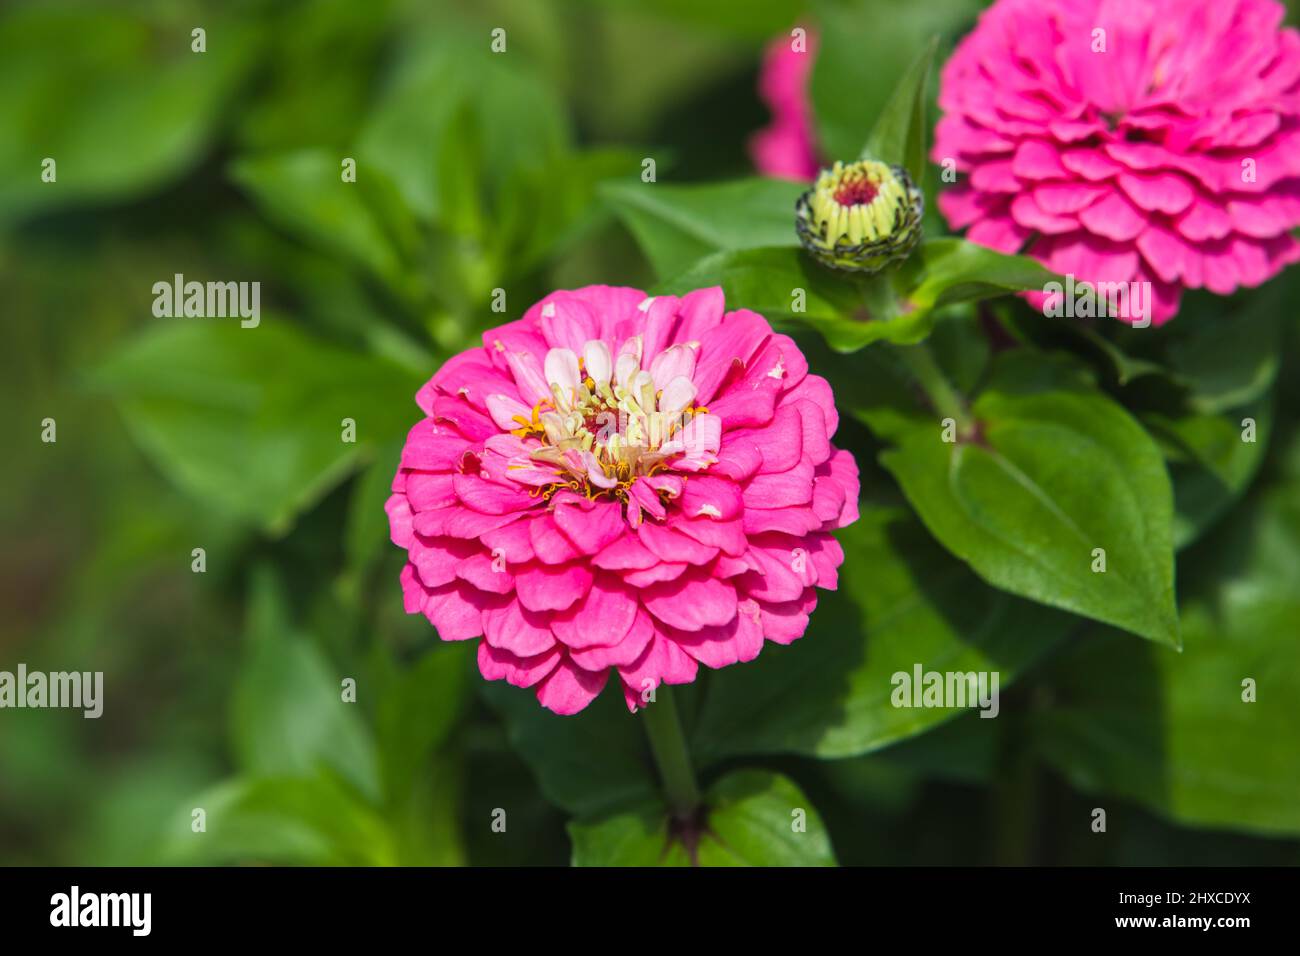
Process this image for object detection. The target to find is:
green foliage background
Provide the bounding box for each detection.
[2,0,1298,866]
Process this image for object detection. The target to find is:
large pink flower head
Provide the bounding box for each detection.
[751,29,820,180]
[387,286,859,715]
[934,0,1300,325]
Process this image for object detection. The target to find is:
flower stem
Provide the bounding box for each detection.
[891,341,973,431]
[640,686,700,820]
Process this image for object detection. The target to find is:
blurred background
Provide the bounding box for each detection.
[3,0,1299,866]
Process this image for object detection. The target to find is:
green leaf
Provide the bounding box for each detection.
[861,37,938,181]
[1034,477,1300,835]
[229,150,420,296]
[657,247,937,352]
[501,147,645,277]
[696,771,835,866]
[603,178,804,279]
[569,801,690,867]
[373,643,473,806]
[356,29,567,227]
[880,350,1180,647]
[88,319,424,533]
[570,770,835,866]
[693,506,1071,761]
[481,681,656,819]
[0,7,256,224]
[159,773,394,866]
[903,238,1063,313]
[233,567,380,802]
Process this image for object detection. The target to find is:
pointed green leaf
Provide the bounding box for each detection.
[861,36,938,181]
[880,350,1180,647]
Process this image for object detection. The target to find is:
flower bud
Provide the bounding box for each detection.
[795,159,923,273]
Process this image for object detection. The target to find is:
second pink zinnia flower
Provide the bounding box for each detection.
[387,287,859,715]
[934,0,1300,325]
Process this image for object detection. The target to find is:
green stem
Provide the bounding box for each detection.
[640,686,700,820]
[892,341,972,431]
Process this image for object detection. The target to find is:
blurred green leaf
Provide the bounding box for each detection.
[861,36,937,182]
[345,441,403,578]
[1144,400,1272,550]
[881,350,1180,647]
[1034,476,1300,835]
[357,29,567,227]
[603,178,804,279]
[1164,290,1282,414]
[230,150,421,297]
[500,147,645,275]
[373,644,473,806]
[588,0,810,40]
[693,506,1070,760]
[160,773,394,866]
[999,306,1168,387]
[233,0,395,152]
[234,567,380,802]
[89,319,424,533]
[0,5,256,224]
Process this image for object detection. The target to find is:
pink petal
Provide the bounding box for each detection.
[550,575,639,650]
[422,582,487,641]
[482,599,558,656]
[536,658,608,715]
[1117,171,1195,215]
[642,573,738,631]
[569,608,656,670]
[478,642,562,688]
[514,562,593,613]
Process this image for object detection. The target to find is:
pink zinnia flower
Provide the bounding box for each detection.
[934,0,1300,325]
[387,287,859,715]
[751,29,820,180]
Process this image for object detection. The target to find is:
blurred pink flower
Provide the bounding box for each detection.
[751,29,820,180]
[934,0,1300,325]
[388,287,859,715]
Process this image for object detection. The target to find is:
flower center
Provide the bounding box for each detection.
[509,333,709,502]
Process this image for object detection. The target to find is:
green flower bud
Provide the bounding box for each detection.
[795,159,924,274]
